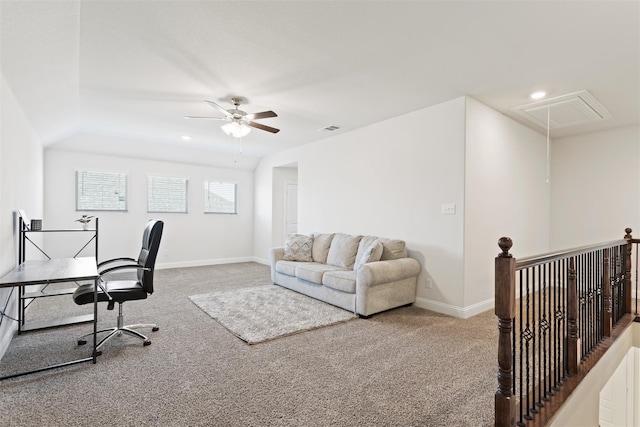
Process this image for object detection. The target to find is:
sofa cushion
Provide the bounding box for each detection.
[326,233,362,269]
[283,234,314,262]
[275,260,306,277]
[295,263,348,285]
[379,239,408,260]
[354,241,383,270]
[323,270,357,293]
[312,233,334,263]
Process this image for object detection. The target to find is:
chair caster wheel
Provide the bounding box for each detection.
[143,340,151,346]
[152,326,159,332]
[78,339,87,346]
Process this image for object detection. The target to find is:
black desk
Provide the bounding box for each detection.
[0,257,99,380]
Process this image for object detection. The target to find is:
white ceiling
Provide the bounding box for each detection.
[1,1,639,170]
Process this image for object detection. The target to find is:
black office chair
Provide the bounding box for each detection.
[73,219,164,352]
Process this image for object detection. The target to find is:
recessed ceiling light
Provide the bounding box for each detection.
[181,135,191,141]
[530,91,547,100]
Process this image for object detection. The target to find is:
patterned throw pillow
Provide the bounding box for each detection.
[283,234,314,262]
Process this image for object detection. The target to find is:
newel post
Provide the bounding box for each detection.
[567,257,580,375]
[624,228,633,314]
[603,248,611,337]
[495,237,516,427]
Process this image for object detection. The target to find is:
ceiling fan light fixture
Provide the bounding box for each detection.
[221,121,251,138]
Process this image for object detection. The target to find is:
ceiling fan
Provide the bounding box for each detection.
[184,97,279,137]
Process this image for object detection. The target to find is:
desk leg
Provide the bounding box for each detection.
[18,285,24,334]
[92,278,98,363]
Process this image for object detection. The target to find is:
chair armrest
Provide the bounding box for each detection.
[99,263,150,276]
[357,258,421,288]
[96,278,113,301]
[97,257,137,268]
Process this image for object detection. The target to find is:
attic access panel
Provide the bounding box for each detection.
[512,90,612,130]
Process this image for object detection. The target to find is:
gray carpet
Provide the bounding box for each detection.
[189,286,356,344]
[0,262,497,426]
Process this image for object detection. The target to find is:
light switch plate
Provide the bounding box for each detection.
[441,203,456,215]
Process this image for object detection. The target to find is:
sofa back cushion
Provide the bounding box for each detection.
[326,233,362,269]
[311,233,335,263]
[379,239,408,260]
[353,235,382,270]
[282,234,314,262]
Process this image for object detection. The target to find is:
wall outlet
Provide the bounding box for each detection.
[425,277,433,289]
[441,203,456,215]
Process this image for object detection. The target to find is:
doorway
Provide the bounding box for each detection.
[284,181,298,240]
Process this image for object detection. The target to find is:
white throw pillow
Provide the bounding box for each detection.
[380,239,407,260]
[354,241,383,270]
[312,233,335,263]
[326,233,362,268]
[283,234,314,262]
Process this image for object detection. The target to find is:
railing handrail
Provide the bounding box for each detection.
[515,238,628,269]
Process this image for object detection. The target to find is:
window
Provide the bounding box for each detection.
[204,181,237,214]
[76,169,127,211]
[148,175,188,213]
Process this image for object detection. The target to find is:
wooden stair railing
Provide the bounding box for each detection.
[495,228,638,427]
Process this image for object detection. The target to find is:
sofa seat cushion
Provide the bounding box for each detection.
[295,263,348,285]
[275,260,309,277]
[322,270,357,293]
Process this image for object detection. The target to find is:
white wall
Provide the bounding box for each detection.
[43,149,255,268]
[550,125,640,249]
[302,98,468,310]
[464,98,550,310]
[0,75,44,357]
[256,97,468,312]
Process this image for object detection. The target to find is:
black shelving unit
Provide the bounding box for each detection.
[17,217,99,333]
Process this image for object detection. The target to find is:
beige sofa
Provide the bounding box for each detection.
[268,233,421,317]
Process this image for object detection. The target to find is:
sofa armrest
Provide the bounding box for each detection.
[357,258,421,288]
[268,247,285,282]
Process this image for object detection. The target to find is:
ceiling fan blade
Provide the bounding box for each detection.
[184,116,227,120]
[247,121,280,134]
[204,100,232,117]
[245,110,277,121]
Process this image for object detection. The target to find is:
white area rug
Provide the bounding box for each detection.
[189,285,356,344]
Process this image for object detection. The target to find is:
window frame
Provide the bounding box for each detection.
[75,169,128,212]
[147,174,189,214]
[204,181,238,215]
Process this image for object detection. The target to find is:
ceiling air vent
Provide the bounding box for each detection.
[511,90,611,130]
[319,125,340,132]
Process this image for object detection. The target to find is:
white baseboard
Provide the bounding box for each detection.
[414,296,494,319]
[157,256,259,270]
[0,322,17,361]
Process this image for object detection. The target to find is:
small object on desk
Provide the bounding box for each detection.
[75,215,94,230]
[30,219,42,231]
